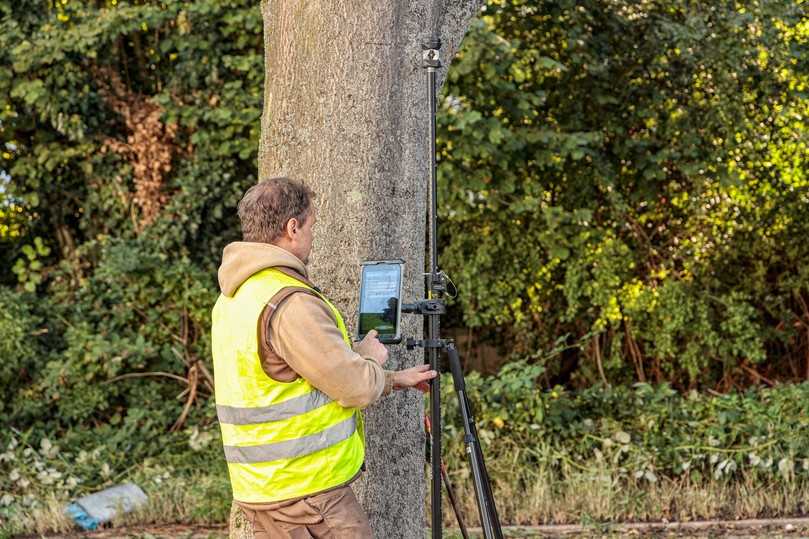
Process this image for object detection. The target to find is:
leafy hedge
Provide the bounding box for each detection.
[2,2,808,436]
[3,366,809,529]
[438,0,809,388]
[0,0,256,523]
[444,364,809,488]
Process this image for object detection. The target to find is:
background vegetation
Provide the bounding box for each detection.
[439,0,809,389]
[0,0,807,535]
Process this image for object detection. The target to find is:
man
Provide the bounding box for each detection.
[212,177,436,538]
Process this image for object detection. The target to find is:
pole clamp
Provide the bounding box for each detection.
[402,300,446,315]
[406,338,450,351]
[422,39,441,69]
[422,48,441,69]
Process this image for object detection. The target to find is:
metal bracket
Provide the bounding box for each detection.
[421,48,441,69]
[426,271,447,295]
[402,299,446,316]
[406,338,451,351]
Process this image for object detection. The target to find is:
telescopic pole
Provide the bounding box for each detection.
[409,21,503,539]
[423,37,443,539]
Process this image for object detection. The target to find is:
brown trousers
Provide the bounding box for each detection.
[239,486,372,539]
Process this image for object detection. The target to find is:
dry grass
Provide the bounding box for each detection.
[0,474,228,538]
[112,474,228,528]
[5,468,809,537]
[1,493,76,538]
[431,466,809,528]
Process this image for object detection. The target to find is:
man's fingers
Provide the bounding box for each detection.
[391,366,439,393]
[408,365,437,384]
[365,329,378,340]
[410,368,437,382]
[417,366,437,379]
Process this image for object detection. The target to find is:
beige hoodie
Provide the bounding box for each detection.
[217,241,387,409]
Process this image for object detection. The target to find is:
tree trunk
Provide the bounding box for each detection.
[253,1,479,536]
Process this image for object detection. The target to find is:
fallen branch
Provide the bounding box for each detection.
[741,363,775,387]
[104,371,189,385]
[171,364,199,432]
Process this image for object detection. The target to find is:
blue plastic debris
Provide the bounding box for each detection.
[65,482,148,530]
[65,502,100,530]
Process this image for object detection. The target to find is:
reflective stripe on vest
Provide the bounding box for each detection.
[223,415,356,463]
[212,267,364,503]
[216,389,333,425]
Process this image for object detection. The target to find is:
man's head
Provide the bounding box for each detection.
[237,177,316,264]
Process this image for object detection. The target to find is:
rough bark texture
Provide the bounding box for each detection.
[249,1,480,537]
[228,503,253,539]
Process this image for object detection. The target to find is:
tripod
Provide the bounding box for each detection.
[400,37,504,539]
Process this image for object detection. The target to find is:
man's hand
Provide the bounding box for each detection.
[353,329,388,366]
[392,364,438,393]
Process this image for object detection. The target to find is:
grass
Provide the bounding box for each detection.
[429,467,809,529]
[0,473,230,538]
[6,468,808,537]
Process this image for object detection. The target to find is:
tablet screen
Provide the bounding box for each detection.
[358,262,402,342]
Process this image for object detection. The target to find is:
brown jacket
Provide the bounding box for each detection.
[217,241,390,410]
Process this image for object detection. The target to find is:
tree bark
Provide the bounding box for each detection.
[255,1,479,536]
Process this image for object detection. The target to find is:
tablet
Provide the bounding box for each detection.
[357,260,404,344]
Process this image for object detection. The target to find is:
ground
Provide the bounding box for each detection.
[19,518,809,538]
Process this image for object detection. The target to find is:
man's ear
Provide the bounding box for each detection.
[285,217,298,237]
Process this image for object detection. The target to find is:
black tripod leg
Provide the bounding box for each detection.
[426,415,470,539]
[446,343,504,539]
[469,413,502,536]
[442,461,470,539]
[428,318,442,539]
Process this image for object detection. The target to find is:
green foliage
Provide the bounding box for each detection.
[1,0,808,529]
[0,288,46,417]
[443,367,809,490]
[11,237,50,291]
[0,0,261,516]
[438,0,809,387]
[0,0,261,272]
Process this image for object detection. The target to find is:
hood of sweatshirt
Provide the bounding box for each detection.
[217,242,308,297]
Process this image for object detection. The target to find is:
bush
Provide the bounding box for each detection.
[444,364,809,488]
[0,288,46,418]
[438,0,809,387]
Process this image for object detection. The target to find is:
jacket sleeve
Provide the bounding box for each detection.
[269,292,386,408]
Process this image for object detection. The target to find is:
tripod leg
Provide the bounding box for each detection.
[426,415,470,539]
[469,416,502,536]
[442,462,470,539]
[429,322,442,539]
[446,343,504,539]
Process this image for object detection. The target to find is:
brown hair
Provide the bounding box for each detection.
[237,177,315,243]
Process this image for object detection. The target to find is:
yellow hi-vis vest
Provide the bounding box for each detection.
[211,268,364,503]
